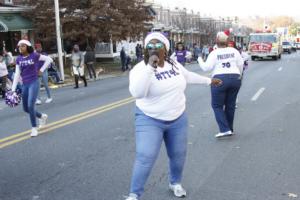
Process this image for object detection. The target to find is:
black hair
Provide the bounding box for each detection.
[18,45,34,55]
[27,46,34,54]
[175,42,185,51]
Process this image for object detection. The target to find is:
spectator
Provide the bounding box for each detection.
[135,44,143,62]
[35,43,53,104]
[48,61,62,84]
[120,47,128,72]
[193,44,201,61]
[84,46,97,80]
[3,49,14,81]
[72,44,87,89]
[0,51,9,98]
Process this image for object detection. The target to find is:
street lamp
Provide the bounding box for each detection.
[54,0,65,81]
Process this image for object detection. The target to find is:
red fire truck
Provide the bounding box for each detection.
[248,32,283,60]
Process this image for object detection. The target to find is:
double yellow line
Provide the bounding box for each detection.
[0,97,135,149]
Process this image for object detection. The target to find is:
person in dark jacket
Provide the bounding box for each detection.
[84,46,97,80]
[120,47,128,71]
[135,44,143,62]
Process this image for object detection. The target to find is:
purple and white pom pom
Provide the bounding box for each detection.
[5,90,22,108]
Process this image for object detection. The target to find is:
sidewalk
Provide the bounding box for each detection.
[48,62,128,89]
[48,69,128,89]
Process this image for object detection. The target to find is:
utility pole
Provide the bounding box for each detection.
[54,0,65,81]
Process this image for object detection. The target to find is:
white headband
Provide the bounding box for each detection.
[144,32,170,51]
[17,39,32,47]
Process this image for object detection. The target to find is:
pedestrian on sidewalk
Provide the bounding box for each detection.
[35,43,53,105]
[120,47,128,71]
[71,44,87,89]
[84,46,97,80]
[126,32,222,200]
[202,45,209,61]
[193,43,201,61]
[3,50,22,92]
[11,39,53,137]
[0,51,9,98]
[3,49,14,80]
[48,61,62,84]
[198,31,244,138]
[135,44,143,62]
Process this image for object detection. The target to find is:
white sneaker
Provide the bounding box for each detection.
[215,131,233,138]
[169,183,187,198]
[45,98,53,103]
[125,193,138,200]
[39,114,48,128]
[31,127,38,137]
[35,99,42,105]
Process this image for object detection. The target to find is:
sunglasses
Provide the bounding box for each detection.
[146,42,164,50]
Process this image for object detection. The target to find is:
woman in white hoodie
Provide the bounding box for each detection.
[126,32,222,200]
[198,32,244,138]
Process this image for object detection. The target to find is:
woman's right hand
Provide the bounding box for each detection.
[211,78,222,86]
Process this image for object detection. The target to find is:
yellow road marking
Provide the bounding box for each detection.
[0,97,135,149]
[0,135,30,149]
[0,130,31,143]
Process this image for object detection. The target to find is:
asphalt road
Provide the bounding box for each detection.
[0,52,300,200]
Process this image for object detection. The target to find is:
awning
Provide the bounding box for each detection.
[0,13,33,32]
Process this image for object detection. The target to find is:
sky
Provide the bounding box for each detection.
[153,0,300,19]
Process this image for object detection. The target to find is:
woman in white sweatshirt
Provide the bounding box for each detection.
[198,32,244,138]
[126,32,222,200]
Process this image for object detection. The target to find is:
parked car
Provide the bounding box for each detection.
[282,41,292,54]
[291,42,297,52]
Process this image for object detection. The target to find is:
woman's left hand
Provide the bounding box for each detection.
[211,78,222,86]
[38,71,43,77]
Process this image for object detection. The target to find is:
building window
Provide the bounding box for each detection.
[4,0,13,4]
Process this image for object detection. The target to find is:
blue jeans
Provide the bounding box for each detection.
[211,74,241,133]
[22,79,42,127]
[38,70,51,99]
[130,107,188,197]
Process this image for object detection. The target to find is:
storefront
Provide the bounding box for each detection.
[0,12,33,54]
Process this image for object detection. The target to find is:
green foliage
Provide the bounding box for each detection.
[289,23,300,36]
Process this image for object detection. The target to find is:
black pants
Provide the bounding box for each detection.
[86,63,96,79]
[74,75,87,88]
[121,60,127,71]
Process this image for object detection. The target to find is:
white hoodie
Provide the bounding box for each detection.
[198,47,244,77]
[129,60,211,121]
